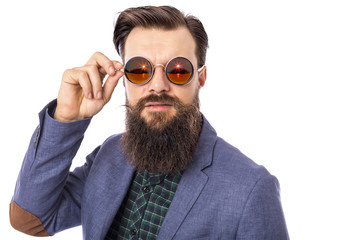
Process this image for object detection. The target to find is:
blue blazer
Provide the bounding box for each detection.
[10,101,289,239]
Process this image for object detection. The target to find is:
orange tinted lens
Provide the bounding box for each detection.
[166,57,193,85]
[125,57,152,84]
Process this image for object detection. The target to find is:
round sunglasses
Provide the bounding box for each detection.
[123,56,204,85]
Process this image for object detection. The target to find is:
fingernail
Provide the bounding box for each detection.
[88,93,93,99]
[96,91,102,99]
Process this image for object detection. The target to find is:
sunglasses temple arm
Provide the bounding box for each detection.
[197,65,206,72]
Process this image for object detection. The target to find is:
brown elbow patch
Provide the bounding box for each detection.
[9,201,50,237]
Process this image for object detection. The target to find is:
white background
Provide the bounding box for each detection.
[1,0,359,239]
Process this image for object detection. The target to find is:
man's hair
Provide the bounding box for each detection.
[113,6,208,67]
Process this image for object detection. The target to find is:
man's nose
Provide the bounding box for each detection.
[148,65,171,94]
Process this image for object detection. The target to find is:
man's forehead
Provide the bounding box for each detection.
[123,27,197,64]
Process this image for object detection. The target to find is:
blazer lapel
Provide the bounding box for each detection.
[157,117,217,240]
[83,140,135,240]
[98,161,134,239]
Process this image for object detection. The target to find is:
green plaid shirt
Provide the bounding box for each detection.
[104,171,182,240]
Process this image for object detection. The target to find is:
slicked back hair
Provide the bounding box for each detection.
[113,6,208,68]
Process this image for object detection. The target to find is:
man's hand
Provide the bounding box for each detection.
[54,52,124,122]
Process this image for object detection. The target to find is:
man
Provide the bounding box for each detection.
[10,6,289,240]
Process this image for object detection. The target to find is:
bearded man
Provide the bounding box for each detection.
[10,6,289,240]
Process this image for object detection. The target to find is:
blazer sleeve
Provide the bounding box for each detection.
[9,100,96,236]
[236,174,290,240]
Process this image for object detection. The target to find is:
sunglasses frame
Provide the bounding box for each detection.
[124,56,205,86]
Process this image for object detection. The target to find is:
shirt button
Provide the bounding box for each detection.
[130,229,137,235]
[142,186,150,193]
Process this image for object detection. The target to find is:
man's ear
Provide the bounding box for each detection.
[198,66,207,89]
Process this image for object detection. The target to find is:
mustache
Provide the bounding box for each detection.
[124,94,192,112]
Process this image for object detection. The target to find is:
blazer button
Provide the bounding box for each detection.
[130,229,137,236]
[142,186,150,193]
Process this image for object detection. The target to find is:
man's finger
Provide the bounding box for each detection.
[102,70,124,103]
[86,52,116,76]
[63,69,93,99]
[98,61,123,78]
[83,65,103,99]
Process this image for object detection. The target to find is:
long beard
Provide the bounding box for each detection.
[121,94,203,174]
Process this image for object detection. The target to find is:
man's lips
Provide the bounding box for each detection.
[145,102,173,111]
[145,102,172,107]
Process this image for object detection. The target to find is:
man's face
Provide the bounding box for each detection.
[123,27,206,124]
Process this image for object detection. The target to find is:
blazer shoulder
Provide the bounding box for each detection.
[97,133,123,151]
[86,133,124,167]
[104,132,123,143]
[210,137,271,181]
